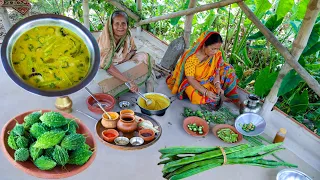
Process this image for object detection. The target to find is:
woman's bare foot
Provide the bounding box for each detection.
[234,101,241,109]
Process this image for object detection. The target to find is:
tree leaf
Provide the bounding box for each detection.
[169,0,190,26]
[290,20,302,34]
[305,62,320,71]
[235,65,243,80]
[291,0,310,21]
[157,5,164,15]
[220,7,227,11]
[203,10,215,30]
[294,115,304,123]
[248,45,267,50]
[244,71,259,85]
[97,24,104,31]
[242,47,253,67]
[278,69,302,96]
[72,1,82,15]
[315,121,320,132]
[247,15,284,40]
[302,42,320,56]
[239,70,258,89]
[317,16,320,23]
[89,3,100,10]
[298,57,307,67]
[276,0,294,20]
[244,0,255,6]
[262,14,284,31]
[289,90,309,115]
[302,23,320,54]
[254,66,278,97]
[254,0,272,18]
[306,112,316,121]
[170,17,181,26]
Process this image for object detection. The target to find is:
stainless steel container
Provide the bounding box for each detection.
[234,113,266,136]
[277,169,312,180]
[240,94,262,114]
[1,14,100,96]
[134,92,175,116]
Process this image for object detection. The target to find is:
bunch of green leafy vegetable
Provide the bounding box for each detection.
[158,143,297,179]
[182,107,236,124]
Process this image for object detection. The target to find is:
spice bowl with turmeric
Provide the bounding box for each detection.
[101,112,119,129]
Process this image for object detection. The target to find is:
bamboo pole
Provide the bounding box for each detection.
[237,1,320,97]
[260,0,320,117]
[184,0,197,48]
[107,0,140,21]
[136,0,243,26]
[0,7,11,32]
[23,9,31,17]
[61,0,64,15]
[136,0,142,11]
[83,0,90,29]
[136,0,142,36]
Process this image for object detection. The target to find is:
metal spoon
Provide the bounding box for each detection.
[84,87,112,119]
[125,82,153,106]
[76,109,99,121]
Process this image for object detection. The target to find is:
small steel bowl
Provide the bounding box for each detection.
[235,113,266,136]
[276,169,312,180]
[114,137,129,146]
[119,101,131,109]
[129,137,144,146]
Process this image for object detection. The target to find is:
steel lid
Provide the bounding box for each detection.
[276,169,312,180]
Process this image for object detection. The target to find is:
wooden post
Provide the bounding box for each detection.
[23,10,31,18]
[61,0,64,15]
[238,1,320,96]
[0,7,12,32]
[136,0,142,11]
[107,0,140,21]
[136,0,243,26]
[260,0,320,117]
[136,0,142,36]
[184,0,197,48]
[83,0,90,29]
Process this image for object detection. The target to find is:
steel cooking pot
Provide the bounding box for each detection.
[133,92,175,116]
[1,14,100,96]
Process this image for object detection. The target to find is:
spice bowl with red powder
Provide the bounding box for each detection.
[102,129,119,143]
[138,129,155,142]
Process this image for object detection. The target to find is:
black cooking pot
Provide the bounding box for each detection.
[132,93,175,116]
[1,14,100,97]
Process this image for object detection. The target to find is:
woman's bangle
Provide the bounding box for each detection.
[214,81,221,87]
[203,89,208,97]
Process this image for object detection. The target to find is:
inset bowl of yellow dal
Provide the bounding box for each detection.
[136,93,172,116]
[1,14,100,96]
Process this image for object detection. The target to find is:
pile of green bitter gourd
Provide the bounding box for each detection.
[158,143,297,180]
[182,107,236,124]
[7,111,93,170]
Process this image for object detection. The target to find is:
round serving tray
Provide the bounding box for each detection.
[95,112,162,150]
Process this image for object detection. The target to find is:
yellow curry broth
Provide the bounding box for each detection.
[11,26,90,90]
[138,94,170,110]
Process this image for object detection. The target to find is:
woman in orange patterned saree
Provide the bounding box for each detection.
[166,31,239,110]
